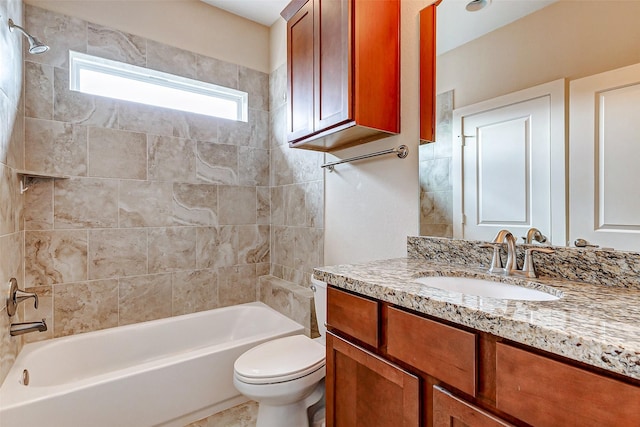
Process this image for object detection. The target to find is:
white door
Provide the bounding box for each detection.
[452,80,566,244]
[570,63,640,251]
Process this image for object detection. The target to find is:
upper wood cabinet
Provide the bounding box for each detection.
[420,3,438,143]
[281,0,400,152]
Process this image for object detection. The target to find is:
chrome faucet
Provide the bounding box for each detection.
[522,227,548,244]
[480,229,518,274]
[10,319,47,336]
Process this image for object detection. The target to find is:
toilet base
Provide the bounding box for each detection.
[255,380,325,427]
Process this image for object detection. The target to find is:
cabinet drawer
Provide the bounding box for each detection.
[496,343,640,427]
[327,287,379,347]
[386,307,477,396]
[433,386,514,427]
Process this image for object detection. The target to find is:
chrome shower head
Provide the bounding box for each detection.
[8,18,49,54]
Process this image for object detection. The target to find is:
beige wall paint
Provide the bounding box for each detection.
[269,17,287,73]
[24,0,271,73]
[438,0,640,108]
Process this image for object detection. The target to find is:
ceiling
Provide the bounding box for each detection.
[199,0,557,52]
[200,0,289,26]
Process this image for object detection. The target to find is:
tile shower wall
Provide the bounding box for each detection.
[268,64,324,288]
[21,5,270,342]
[0,0,25,384]
[419,90,454,237]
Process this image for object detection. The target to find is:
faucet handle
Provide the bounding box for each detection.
[480,243,505,274]
[6,278,38,317]
[521,247,555,278]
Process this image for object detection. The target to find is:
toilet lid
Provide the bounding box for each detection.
[234,335,326,384]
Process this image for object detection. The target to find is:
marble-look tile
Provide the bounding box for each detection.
[269,104,286,148]
[183,114,219,143]
[148,135,196,182]
[0,308,22,382]
[434,90,454,158]
[53,279,119,337]
[118,101,189,139]
[87,22,146,66]
[271,145,295,187]
[305,180,324,228]
[238,147,269,186]
[54,178,118,228]
[284,184,306,227]
[257,262,270,277]
[419,223,453,238]
[24,61,53,119]
[272,226,295,268]
[88,228,147,279]
[0,164,22,235]
[419,157,451,192]
[218,109,269,149]
[238,225,270,264]
[119,180,173,227]
[258,275,313,328]
[24,179,54,230]
[187,401,258,427]
[196,55,239,89]
[0,231,24,293]
[148,227,197,273]
[53,67,118,128]
[292,148,323,183]
[218,186,257,225]
[196,141,238,185]
[218,264,257,307]
[172,269,217,315]
[173,183,218,226]
[24,295,51,345]
[270,186,285,227]
[294,227,323,273]
[239,67,269,112]
[146,40,196,78]
[88,127,147,179]
[257,187,270,225]
[25,5,87,69]
[24,118,87,176]
[118,273,172,325]
[196,226,237,269]
[25,230,87,286]
[269,64,287,113]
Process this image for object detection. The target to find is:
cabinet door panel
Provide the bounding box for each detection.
[433,386,514,427]
[496,343,640,427]
[315,0,350,132]
[326,332,420,427]
[287,0,315,141]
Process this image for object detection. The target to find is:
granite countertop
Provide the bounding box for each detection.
[313,257,640,381]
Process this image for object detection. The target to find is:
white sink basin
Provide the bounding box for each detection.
[414,276,560,301]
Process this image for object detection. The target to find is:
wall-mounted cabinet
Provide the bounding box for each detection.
[420,3,438,143]
[281,0,400,152]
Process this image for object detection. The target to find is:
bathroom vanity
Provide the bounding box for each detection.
[315,243,640,427]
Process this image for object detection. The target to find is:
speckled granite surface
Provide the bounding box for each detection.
[408,236,640,290]
[313,257,640,381]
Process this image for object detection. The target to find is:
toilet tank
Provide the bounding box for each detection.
[310,276,327,342]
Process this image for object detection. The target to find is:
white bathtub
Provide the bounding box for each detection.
[0,302,305,427]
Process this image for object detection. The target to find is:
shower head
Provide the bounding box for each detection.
[8,18,49,54]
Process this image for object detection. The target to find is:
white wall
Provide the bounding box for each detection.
[271,1,434,265]
[24,0,271,73]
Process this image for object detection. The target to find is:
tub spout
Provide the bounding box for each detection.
[10,319,47,336]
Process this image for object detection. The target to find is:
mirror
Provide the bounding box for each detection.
[419,0,640,245]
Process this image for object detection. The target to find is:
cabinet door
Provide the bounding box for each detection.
[433,386,514,427]
[287,0,315,141]
[314,0,350,132]
[326,332,420,427]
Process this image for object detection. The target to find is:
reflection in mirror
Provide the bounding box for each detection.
[419,0,640,247]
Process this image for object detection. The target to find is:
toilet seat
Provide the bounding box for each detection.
[234,335,326,385]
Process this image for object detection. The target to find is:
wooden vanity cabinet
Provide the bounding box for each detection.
[326,285,640,427]
[281,0,401,152]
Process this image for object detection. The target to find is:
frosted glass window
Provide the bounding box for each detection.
[69,51,248,122]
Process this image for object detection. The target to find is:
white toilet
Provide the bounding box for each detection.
[233,277,327,427]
